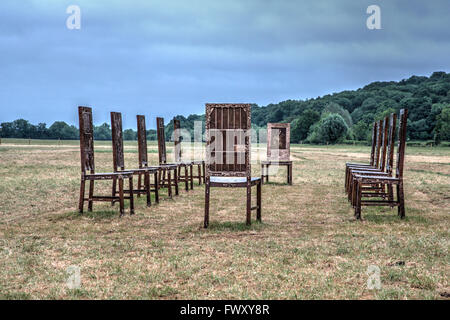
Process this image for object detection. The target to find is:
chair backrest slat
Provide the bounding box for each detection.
[385,113,397,175]
[379,116,389,171]
[396,109,408,179]
[205,103,251,177]
[374,120,383,168]
[111,112,125,171]
[78,106,95,174]
[173,118,182,163]
[267,123,290,161]
[137,115,148,168]
[156,117,167,164]
[369,122,377,166]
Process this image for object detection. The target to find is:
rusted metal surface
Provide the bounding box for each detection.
[110,112,159,207]
[352,109,408,219]
[204,103,262,227]
[156,117,179,197]
[262,123,293,185]
[78,106,134,216]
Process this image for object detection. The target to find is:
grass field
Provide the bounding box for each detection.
[0,138,449,299]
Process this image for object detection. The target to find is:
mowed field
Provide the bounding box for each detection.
[0,139,449,299]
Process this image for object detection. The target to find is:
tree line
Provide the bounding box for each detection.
[1,72,450,144]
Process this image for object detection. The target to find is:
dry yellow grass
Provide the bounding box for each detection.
[0,140,449,299]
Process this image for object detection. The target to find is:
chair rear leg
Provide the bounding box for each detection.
[202,162,205,184]
[118,178,125,217]
[167,170,172,199]
[397,183,405,219]
[88,180,94,212]
[354,180,362,220]
[174,168,179,195]
[145,172,151,207]
[184,166,189,191]
[204,178,210,228]
[111,178,117,206]
[257,181,262,222]
[190,164,194,190]
[154,172,159,203]
[197,164,202,185]
[79,178,86,213]
[129,176,134,215]
[246,184,251,225]
[137,173,142,198]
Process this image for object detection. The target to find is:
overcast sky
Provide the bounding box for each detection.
[0,0,449,129]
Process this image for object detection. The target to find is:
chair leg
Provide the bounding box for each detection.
[388,184,394,207]
[261,164,264,182]
[288,163,292,185]
[246,183,251,225]
[184,166,189,191]
[197,164,202,185]
[190,164,194,190]
[118,178,124,216]
[397,183,405,219]
[111,178,117,206]
[88,180,94,212]
[204,178,210,228]
[202,162,205,184]
[167,170,172,199]
[137,173,142,198]
[154,171,159,203]
[354,181,362,220]
[257,181,262,222]
[79,178,85,213]
[129,176,134,215]
[174,168,179,196]
[145,172,151,207]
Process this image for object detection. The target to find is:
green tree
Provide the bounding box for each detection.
[94,123,112,140]
[306,113,348,144]
[123,129,137,140]
[435,106,450,143]
[352,120,369,141]
[291,109,320,143]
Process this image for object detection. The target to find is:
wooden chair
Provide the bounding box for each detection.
[352,109,408,219]
[137,115,160,203]
[204,103,262,227]
[173,118,194,191]
[348,114,397,202]
[346,116,390,199]
[261,123,293,185]
[344,121,380,192]
[78,106,134,216]
[156,117,179,197]
[110,112,159,207]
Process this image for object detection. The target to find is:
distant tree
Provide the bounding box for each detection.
[306,113,348,144]
[291,109,320,143]
[352,120,369,141]
[123,129,137,140]
[435,106,450,143]
[94,123,112,140]
[323,102,353,127]
[48,121,78,139]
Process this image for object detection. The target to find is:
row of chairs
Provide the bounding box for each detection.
[345,109,408,219]
[78,106,205,216]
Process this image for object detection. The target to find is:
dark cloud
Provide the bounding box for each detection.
[0,0,449,128]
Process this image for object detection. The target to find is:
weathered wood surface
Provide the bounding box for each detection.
[204,103,261,227]
[78,106,134,216]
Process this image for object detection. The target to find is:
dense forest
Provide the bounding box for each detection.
[1,72,450,144]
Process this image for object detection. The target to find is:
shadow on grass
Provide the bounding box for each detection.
[206,220,264,232]
[54,210,121,221]
[363,207,428,224]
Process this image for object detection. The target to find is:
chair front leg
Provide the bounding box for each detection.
[145,171,151,207]
[257,181,262,222]
[154,171,159,203]
[246,183,251,225]
[79,178,86,213]
[397,182,405,219]
[88,180,95,212]
[354,180,362,220]
[118,178,125,217]
[111,177,117,206]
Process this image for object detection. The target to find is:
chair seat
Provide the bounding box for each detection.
[261,160,292,165]
[354,175,400,183]
[210,176,261,187]
[192,160,204,165]
[84,171,133,180]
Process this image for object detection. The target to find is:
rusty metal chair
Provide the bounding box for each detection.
[156,117,179,197]
[173,118,194,191]
[204,103,262,227]
[261,123,293,185]
[136,115,160,203]
[110,112,159,208]
[344,121,379,192]
[352,109,408,219]
[78,106,134,216]
[347,114,397,202]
